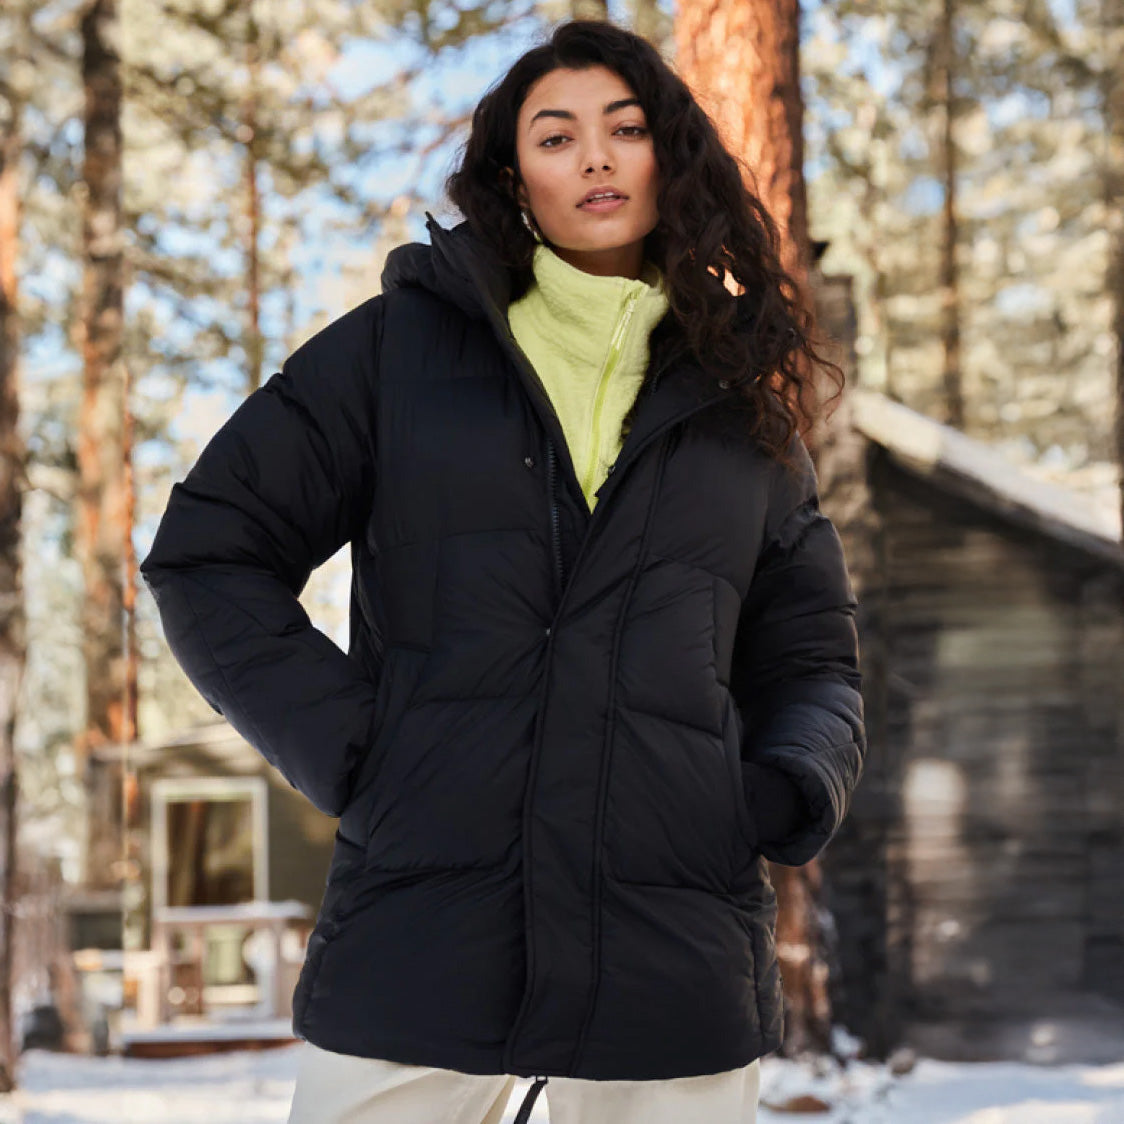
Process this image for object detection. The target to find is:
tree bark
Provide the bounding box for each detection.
[1105,0,1124,536]
[77,0,135,892]
[242,7,263,394]
[936,0,964,428]
[675,0,811,285]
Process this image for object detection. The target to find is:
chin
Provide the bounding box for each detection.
[553,229,647,253]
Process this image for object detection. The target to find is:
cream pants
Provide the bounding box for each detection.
[287,1040,761,1124]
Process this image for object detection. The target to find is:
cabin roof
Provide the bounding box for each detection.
[851,389,1124,570]
[90,719,255,769]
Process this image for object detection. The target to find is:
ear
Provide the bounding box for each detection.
[499,166,529,209]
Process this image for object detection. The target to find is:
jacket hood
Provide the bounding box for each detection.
[380,211,512,324]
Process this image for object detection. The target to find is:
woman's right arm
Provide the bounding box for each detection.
[140,295,386,818]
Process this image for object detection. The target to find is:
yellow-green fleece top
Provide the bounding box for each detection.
[507,241,671,511]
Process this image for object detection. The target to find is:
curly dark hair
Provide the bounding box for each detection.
[443,18,845,475]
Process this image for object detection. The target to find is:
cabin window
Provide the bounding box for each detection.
[151,777,268,910]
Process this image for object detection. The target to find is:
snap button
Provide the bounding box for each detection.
[524,455,535,469]
[718,378,730,390]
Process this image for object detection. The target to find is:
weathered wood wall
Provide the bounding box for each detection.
[828,446,1124,1062]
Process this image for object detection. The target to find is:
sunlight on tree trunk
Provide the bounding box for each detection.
[77,0,135,905]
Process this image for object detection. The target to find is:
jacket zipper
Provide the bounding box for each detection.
[512,1074,549,1123]
[579,289,639,502]
[547,439,565,596]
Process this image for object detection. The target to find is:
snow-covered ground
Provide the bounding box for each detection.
[0,1046,1123,1122]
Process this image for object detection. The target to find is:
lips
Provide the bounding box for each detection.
[578,189,627,207]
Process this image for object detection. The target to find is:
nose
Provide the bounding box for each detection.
[579,138,613,174]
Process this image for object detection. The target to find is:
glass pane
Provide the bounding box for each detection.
[166,797,255,906]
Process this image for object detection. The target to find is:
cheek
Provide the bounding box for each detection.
[522,166,566,212]
[639,165,661,213]
[630,151,659,196]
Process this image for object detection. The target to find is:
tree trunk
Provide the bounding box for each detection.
[243,7,264,394]
[1105,0,1124,535]
[0,4,30,1089]
[77,0,135,893]
[936,0,964,429]
[675,0,811,285]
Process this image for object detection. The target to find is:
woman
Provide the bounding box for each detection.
[141,18,865,1124]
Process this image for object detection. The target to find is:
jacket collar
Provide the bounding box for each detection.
[381,212,511,325]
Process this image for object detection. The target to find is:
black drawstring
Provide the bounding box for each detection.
[512,1075,548,1123]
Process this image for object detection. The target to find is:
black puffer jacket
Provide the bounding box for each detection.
[141,214,865,1083]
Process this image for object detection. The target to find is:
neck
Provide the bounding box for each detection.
[540,239,648,280]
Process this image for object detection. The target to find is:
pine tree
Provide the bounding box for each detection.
[804,0,1120,528]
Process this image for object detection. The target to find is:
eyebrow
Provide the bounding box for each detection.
[529,98,643,126]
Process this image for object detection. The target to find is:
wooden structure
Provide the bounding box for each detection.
[826,389,1124,1063]
[121,900,312,1058]
[86,723,338,1055]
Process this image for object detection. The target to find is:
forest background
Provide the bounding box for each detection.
[0,0,1121,1072]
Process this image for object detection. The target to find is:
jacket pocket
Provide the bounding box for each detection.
[721,692,759,857]
[338,651,411,846]
[291,916,340,1033]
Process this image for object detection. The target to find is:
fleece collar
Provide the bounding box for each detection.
[510,242,671,374]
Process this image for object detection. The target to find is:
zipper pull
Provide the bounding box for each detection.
[512,1075,549,1123]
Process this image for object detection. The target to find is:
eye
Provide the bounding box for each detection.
[539,125,649,148]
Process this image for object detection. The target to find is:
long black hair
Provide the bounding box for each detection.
[444,18,844,471]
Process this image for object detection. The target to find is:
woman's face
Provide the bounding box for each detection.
[509,65,660,280]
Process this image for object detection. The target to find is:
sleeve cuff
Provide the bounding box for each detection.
[742,761,810,844]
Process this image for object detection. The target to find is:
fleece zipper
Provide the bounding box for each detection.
[579,288,640,504]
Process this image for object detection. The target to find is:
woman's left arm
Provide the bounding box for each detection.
[730,433,867,867]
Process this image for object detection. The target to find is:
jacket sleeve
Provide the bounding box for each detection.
[730,433,866,866]
[139,296,385,817]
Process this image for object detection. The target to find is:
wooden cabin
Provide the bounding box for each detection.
[825,388,1124,1064]
[87,722,338,1055]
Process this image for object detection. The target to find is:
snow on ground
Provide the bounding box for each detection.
[0,1046,1123,1123]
